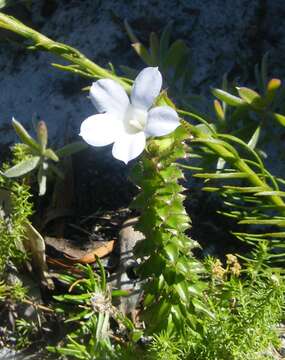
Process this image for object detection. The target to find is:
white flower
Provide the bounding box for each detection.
[79,67,180,164]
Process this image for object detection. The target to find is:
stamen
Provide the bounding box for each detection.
[129,119,145,131]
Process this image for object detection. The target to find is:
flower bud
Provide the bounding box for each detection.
[37,120,48,152]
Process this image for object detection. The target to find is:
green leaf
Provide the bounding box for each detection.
[214,99,225,122]
[119,65,138,79]
[44,148,59,162]
[0,0,9,9]
[12,118,40,152]
[156,299,171,319]
[236,87,264,109]
[216,157,226,171]
[192,299,215,319]
[159,22,173,60]
[56,141,88,158]
[174,282,189,303]
[265,78,281,104]
[51,63,94,78]
[131,330,143,343]
[124,19,139,44]
[96,256,106,291]
[223,185,266,193]
[195,123,215,135]
[156,90,177,108]
[0,0,22,9]
[247,126,260,150]
[194,172,248,179]
[132,43,154,66]
[164,242,178,262]
[254,191,285,197]
[149,32,159,64]
[212,88,245,106]
[271,112,285,126]
[233,231,285,239]
[138,254,166,278]
[37,162,47,196]
[144,293,155,307]
[164,39,187,70]
[239,219,285,226]
[3,156,40,178]
[48,163,64,179]
[54,293,91,303]
[202,187,220,192]
[111,289,130,297]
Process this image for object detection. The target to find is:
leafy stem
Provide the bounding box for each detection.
[0,12,131,91]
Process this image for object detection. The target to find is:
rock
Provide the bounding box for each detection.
[0,0,273,147]
[5,263,43,323]
[0,347,45,359]
[0,0,285,205]
[114,217,145,316]
[278,332,285,357]
[0,348,19,359]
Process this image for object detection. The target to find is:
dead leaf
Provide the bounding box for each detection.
[46,257,83,274]
[23,222,54,289]
[45,237,115,264]
[65,240,115,264]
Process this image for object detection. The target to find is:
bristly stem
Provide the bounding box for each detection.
[130,127,207,334]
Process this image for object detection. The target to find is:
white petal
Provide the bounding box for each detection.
[131,67,162,110]
[112,131,146,164]
[145,106,180,137]
[90,79,129,114]
[79,113,122,147]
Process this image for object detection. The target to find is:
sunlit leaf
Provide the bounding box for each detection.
[212,88,245,106]
[236,87,264,109]
[192,298,215,319]
[254,191,285,197]
[271,112,285,126]
[174,282,189,302]
[214,99,225,122]
[247,126,260,150]
[239,219,285,226]
[12,118,40,152]
[44,148,59,162]
[265,78,281,104]
[164,242,178,262]
[3,156,40,177]
[194,172,248,179]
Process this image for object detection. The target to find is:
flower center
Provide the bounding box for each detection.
[124,105,147,134]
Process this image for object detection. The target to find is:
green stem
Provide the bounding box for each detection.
[181,119,285,211]
[131,130,206,334]
[0,12,131,92]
